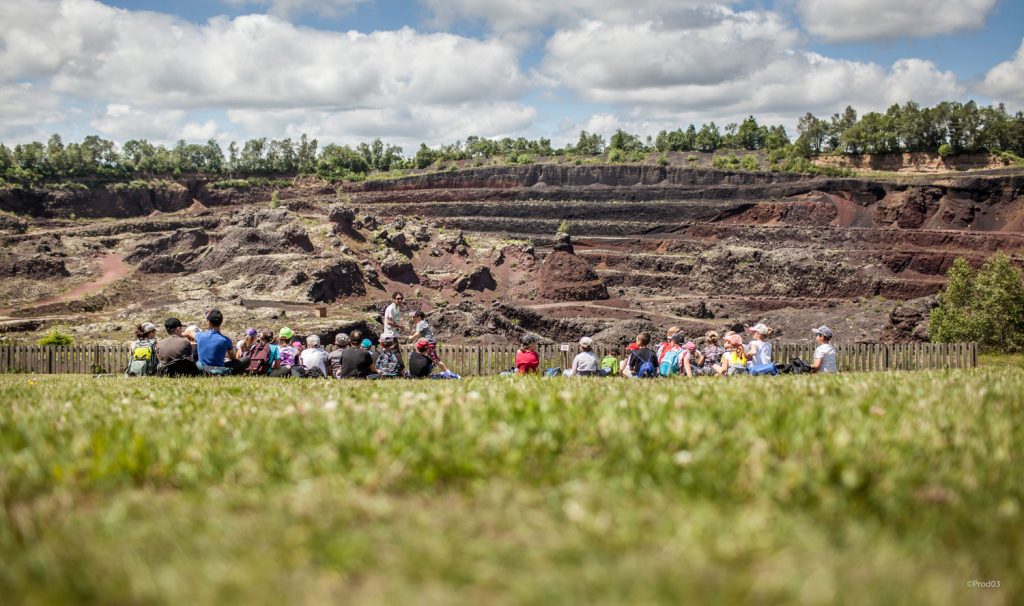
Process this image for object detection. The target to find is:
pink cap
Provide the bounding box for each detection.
[724,334,744,348]
[684,341,697,351]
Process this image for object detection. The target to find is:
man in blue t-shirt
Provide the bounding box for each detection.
[195,309,248,374]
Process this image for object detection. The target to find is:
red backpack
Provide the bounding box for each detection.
[246,342,273,375]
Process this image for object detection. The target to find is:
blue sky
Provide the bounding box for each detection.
[1,0,1022,149]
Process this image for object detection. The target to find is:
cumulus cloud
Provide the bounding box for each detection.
[0,0,533,144]
[540,9,964,120]
[0,83,65,141]
[794,0,997,43]
[979,38,1024,104]
[423,0,737,31]
[224,0,369,20]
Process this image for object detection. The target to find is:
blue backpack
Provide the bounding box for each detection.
[660,349,683,377]
[634,351,659,378]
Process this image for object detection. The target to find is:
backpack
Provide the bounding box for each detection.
[279,345,297,367]
[246,343,272,375]
[633,350,659,378]
[376,350,401,376]
[126,339,156,376]
[600,355,619,375]
[660,348,684,377]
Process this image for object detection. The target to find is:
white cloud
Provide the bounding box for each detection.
[979,38,1024,104]
[0,83,65,141]
[539,9,964,120]
[423,0,737,31]
[224,0,369,20]
[227,102,538,149]
[0,0,532,144]
[90,105,187,140]
[794,0,997,43]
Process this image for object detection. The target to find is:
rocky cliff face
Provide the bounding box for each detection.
[2,164,1022,345]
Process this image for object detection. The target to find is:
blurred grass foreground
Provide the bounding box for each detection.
[1,369,1021,605]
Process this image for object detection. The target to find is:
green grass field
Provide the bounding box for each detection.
[1,369,1021,605]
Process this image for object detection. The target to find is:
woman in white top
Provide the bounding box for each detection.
[566,336,600,376]
[382,292,404,339]
[811,325,838,373]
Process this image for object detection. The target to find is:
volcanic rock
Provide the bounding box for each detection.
[455,266,497,292]
[138,255,186,274]
[305,258,366,302]
[552,231,574,254]
[539,251,609,301]
[380,254,418,284]
[0,212,28,233]
[0,254,70,279]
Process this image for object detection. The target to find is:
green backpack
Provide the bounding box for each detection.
[125,339,156,377]
[600,355,619,375]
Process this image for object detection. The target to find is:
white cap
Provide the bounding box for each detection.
[747,323,770,335]
[579,336,593,347]
[306,334,320,347]
[141,322,157,334]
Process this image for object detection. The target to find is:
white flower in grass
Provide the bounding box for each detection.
[673,450,694,466]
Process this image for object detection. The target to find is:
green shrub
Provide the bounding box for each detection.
[657,155,670,167]
[740,155,759,171]
[938,143,954,158]
[712,153,741,170]
[37,329,74,346]
[931,253,1024,351]
[269,190,281,209]
[557,219,571,234]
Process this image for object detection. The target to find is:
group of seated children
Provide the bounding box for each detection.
[514,323,838,377]
[127,304,448,379]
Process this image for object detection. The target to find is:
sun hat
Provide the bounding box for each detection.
[579,336,593,347]
[724,334,744,348]
[334,332,349,346]
[747,323,770,335]
[812,325,833,339]
[361,339,373,349]
[245,327,258,337]
[141,322,157,334]
[279,327,294,339]
[521,334,537,345]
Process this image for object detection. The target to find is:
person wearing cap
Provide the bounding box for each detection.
[156,317,200,377]
[410,309,448,372]
[195,309,247,374]
[408,338,435,378]
[327,332,349,378]
[811,326,838,373]
[270,327,298,377]
[236,328,258,360]
[719,333,748,375]
[746,322,778,376]
[565,336,599,377]
[125,322,160,376]
[371,336,404,379]
[337,336,376,379]
[293,334,329,378]
[516,335,540,374]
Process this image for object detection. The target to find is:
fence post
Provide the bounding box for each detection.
[476,346,482,377]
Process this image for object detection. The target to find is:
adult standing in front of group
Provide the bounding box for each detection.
[383,292,404,340]
[811,326,838,373]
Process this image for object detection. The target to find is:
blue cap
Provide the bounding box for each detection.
[361,339,373,348]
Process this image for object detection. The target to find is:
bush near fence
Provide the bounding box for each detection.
[0,342,978,375]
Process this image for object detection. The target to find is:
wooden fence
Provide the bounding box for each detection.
[0,342,978,376]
